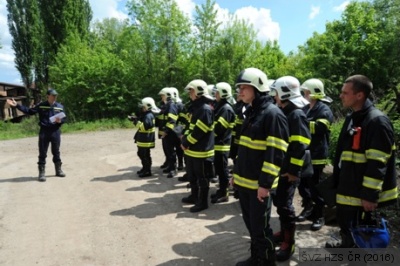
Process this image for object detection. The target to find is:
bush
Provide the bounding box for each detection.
[328,119,344,163]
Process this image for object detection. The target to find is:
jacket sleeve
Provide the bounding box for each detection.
[259,111,289,188]
[360,116,395,202]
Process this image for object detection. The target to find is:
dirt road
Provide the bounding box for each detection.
[0,129,338,265]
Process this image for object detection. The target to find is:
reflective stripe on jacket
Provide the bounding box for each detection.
[233,95,289,190]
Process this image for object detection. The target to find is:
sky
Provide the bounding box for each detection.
[0,0,352,85]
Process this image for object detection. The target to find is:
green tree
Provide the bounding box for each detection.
[38,0,92,86]
[6,0,41,88]
[127,0,192,93]
[193,0,221,81]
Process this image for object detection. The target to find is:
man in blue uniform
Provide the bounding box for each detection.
[7,89,66,182]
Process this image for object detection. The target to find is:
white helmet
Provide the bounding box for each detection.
[207,85,216,100]
[300,78,332,103]
[168,87,182,103]
[185,79,213,100]
[270,76,309,108]
[214,82,232,99]
[235,68,269,92]
[139,97,161,113]
[158,87,173,99]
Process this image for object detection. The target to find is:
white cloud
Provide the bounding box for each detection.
[309,5,320,20]
[175,0,196,18]
[334,1,350,12]
[89,0,128,22]
[234,6,279,42]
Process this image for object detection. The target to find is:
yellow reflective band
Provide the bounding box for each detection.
[379,187,398,203]
[362,176,383,190]
[366,148,391,164]
[187,135,197,144]
[196,120,213,133]
[312,159,327,165]
[290,157,304,167]
[266,136,288,152]
[189,124,195,130]
[239,136,267,150]
[166,123,174,130]
[233,173,258,190]
[336,194,361,206]
[234,139,240,144]
[262,161,280,176]
[235,117,243,125]
[217,116,230,128]
[232,131,236,136]
[139,128,155,133]
[168,113,178,121]
[310,121,315,134]
[341,151,367,163]
[184,149,214,158]
[316,118,331,130]
[158,130,165,135]
[215,145,230,151]
[137,141,155,148]
[289,135,311,145]
[271,176,279,189]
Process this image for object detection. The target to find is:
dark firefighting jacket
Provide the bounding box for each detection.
[213,99,235,152]
[232,100,247,145]
[158,99,178,137]
[333,99,398,207]
[233,95,289,190]
[134,111,156,148]
[280,103,311,177]
[17,101,65,130]
[156,101,166,138]
[181,97,214,159]
[306,100,333,166]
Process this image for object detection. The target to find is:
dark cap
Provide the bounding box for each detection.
[47,89,58,95]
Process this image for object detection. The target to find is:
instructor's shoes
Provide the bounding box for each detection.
[310,217,325,231]
[38,176,46,182]
[138,171,152,178]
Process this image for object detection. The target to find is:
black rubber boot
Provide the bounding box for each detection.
[182,185,198,204]
[236,242,256,266]
[276,226,295,262]
[38,164,46,182]
[296,201,314,222]
[55,162,66,177]
[190,187,209,212]
[211,188,229,204]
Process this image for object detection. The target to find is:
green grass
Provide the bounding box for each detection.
[0,117,133,140]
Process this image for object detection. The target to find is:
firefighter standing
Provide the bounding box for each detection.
[233,68,289,266]
[7,89,66,182]
[158,87,179,178]
[134,97,160,177]
[270,76,311,261]
[210,82,236,204]
[325,75,398,248]
[181,79,214,213]
[297,78,334,231]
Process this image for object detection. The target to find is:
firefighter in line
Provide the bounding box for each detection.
[181,79,214,213]
[157,87,179,178]
[169,87,185,171]
[133,97,160,178]
[270,76,311,262]
[210,82,236,204]
[296,78,334,231]
[326,75,398,248]
[7,89,66,182]
[233,68,289,266]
